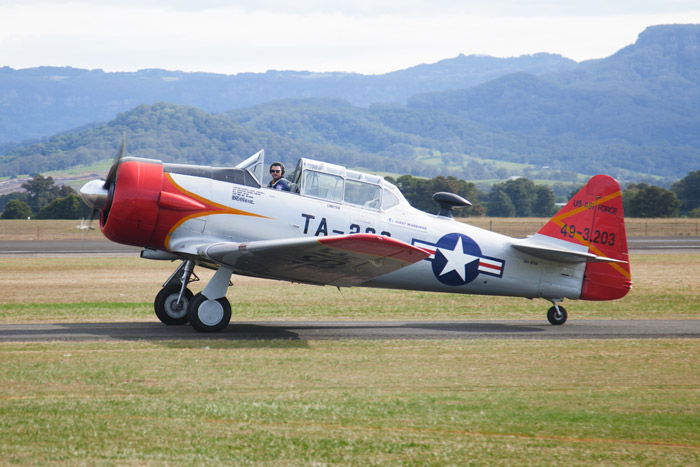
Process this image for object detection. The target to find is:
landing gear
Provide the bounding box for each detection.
[155,261,234,332]
[154,285,193,325]
[187,265,234,332]
[154,260,198,326]
[547,302,568,325]
[188,293,232,332]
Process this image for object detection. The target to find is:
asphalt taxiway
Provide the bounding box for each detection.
[1,319,698,342]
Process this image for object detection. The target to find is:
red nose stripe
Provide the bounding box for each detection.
[159,191,207,211]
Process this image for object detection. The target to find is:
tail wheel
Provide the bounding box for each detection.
[154,284,193,325]
[547,305,568,325]
[188,292,231,332]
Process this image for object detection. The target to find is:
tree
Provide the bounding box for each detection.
[533,185,556,217]
[0,192,29,212]
[388,174,483,215]
[1,199,33,219]
[487,188,516,217]
[37,193,91,219]
[672,170,700,215]
[624,183,680,217]
[487,177,554,217]
[21,174,74,214]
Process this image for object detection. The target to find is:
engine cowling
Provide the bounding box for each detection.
[101,159,163,248]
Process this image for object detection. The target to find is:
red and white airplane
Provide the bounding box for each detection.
[80,144,631,332]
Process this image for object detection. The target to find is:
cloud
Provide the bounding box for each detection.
[0,2,699,74]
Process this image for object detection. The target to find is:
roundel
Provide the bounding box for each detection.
[431,233,483,286]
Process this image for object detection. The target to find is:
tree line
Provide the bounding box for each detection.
[2,170,699,220]
[390,170,700,218]
[0,175,90,219]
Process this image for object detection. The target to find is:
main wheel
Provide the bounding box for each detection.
[154,285,193,325]
[188,292,231,332]
[547,305,568,325]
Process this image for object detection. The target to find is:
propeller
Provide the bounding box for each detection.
[78,135,127,228]
[103,135,126,190]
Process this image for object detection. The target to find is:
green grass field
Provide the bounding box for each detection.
[1,339,698,464]
[0,252,699,464]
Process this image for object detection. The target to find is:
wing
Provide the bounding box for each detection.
[187,234,431,287]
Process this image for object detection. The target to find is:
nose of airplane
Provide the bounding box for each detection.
[79,179,109,210]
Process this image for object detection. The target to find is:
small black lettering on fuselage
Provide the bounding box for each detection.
[301,213,391,237]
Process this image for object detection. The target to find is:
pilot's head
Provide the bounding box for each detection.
[270,162,285,181]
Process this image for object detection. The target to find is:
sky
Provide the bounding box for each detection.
[1,1,699,75]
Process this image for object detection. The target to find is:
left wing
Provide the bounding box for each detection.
[186,234,431,287]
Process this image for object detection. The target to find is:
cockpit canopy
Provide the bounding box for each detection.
[235,151,406,211]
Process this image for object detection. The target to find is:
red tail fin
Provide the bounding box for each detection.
[538,175,631,300]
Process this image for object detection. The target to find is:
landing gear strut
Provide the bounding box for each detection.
[155,261,234,332]
[546,300,568,325]
[153,260,197,325]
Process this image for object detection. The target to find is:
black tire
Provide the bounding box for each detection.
[154,285,193,325]
[547,305,568,325]
[188,292,231,332]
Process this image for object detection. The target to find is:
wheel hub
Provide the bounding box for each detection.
[164,295,188,319]
[198,299,224,326]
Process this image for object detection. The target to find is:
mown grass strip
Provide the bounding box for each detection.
[1,339,699,464]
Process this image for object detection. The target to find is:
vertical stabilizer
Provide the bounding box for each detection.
[537,175,631,300]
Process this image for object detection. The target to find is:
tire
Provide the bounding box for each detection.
[188,292,231,332]
[547,305,568,325]
[154,285,193,325]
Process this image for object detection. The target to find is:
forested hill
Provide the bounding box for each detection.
[409,24,700,147]
[0,53,574,144]
[0,103,427,178]
[1,96,696,182]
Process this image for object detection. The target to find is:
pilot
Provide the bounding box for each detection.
[267,162,291,191]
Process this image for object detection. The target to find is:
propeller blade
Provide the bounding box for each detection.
[88,208,98,230]
[103,134,127,189]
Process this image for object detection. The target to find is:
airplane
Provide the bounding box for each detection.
[79,143,631,332]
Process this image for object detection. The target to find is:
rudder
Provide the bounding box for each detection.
[538,175,631,300]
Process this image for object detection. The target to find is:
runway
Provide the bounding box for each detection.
[1,238,697,343]
[0,236,699,256]
[1,319,698,342]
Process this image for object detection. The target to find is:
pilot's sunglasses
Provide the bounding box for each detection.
[270,169,282,173]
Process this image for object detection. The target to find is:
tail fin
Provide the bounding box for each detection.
[538,175,631,300]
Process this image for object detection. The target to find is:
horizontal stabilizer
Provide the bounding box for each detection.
[511,236,628,264]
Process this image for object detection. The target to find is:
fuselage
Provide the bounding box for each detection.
[102,158,585,301]
[79,150,631,332]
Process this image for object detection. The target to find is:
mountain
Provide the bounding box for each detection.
[406,24,700,176]
[0,102,426,178]
[0,97,682,183]
[1,24,699,182]
[0,53,574,144]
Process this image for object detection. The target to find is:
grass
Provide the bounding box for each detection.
[1,253,698,322]
[0,233,699,463]
[1,339,698,464]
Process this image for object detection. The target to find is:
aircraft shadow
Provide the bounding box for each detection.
[0,320,547,343]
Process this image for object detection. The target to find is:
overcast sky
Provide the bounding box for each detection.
[1,1,699,75]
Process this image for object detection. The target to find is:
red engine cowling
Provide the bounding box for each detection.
[101,159,164,248]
